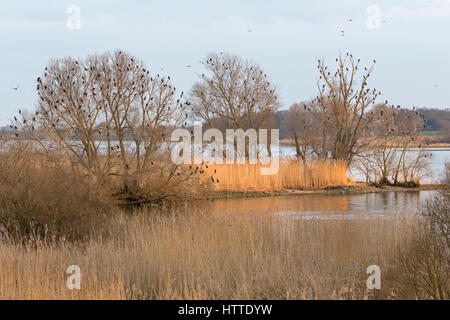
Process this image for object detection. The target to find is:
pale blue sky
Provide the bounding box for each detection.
[1,0,449,125]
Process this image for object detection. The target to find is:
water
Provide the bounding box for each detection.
[4,140,448,179]
[195,191,436,219]
[4,139,448,184]
[279,145,450,183]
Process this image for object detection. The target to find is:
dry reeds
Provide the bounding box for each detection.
[207,158,350,192]
[0,142,113,242]
[0,209,415,300]
[0,141,444,300]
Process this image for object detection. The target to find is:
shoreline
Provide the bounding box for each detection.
[203,184,443,201]
[279,140,450,149]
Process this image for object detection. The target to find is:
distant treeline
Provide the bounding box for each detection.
[418,108,450,132]
[274,107,450,140]
[2,107,449,140]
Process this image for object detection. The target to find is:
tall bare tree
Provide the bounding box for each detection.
[15,50,186,188]
[313,54,382,165]
[189,53,281,156]
[354,104,430,185]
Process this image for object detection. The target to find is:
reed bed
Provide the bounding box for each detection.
[0,209,415,300]
[207,158,350,191]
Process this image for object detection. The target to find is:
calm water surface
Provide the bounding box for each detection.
[279,145,449,183]
[196,191,436,219]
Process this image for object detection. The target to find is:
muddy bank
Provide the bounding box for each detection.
[203,184,443,200]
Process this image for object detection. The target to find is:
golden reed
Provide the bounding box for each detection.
[207,158,350,191]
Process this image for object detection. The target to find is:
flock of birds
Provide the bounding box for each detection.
[189,163,219,184]
[340,16,386,37]
[8,16,441,92]
[7,17,442,139]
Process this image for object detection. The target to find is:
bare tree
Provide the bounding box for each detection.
[353,104,430,185]
[397,165,449,299]
[391,109,428,185]
[189,53,281,156]
[15,50,186,189]
[313,54,382,165]
[352,148,378,184]
[368,104,404,184]
[283,102,319,161]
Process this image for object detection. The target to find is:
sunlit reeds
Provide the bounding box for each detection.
[0,209,415,300]
[207,158,350,192]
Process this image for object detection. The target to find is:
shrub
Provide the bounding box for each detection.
[0,142,113,242]
[394,164,449,299]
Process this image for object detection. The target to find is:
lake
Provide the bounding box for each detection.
[195,191,436,219]
[3,139,448,182]
[279,145,450,183]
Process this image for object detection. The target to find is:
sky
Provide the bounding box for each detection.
[1,0,449,126]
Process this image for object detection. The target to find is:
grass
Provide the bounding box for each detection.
[0,208,417,300]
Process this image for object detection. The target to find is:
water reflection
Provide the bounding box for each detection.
[195,191,435,219]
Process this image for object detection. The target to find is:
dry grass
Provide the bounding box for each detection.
[0,141,445,300]
[0,208,415,300]
[0,142,113,242]
[207,159,350,192]
[393,166,450,299]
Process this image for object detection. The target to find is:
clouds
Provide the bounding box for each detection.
[0,0,449,125]
[386,0,450,20]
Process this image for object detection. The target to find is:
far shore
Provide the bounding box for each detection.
[279,139,450,149]
[191,183,444,201]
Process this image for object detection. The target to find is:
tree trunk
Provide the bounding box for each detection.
[293,131,303,160]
